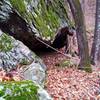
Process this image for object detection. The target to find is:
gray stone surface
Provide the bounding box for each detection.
[0,30,52,99]
[38,86,53,100]
[22,61,46,86]
[0,30,46,86]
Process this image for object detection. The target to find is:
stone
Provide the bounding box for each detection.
[0,30,46,86]
[22,61,46,86]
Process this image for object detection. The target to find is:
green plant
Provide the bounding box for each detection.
[20,58,30,65]
[0,34,13,52]
[55,59,74,68]
[0,80,39,100]
[10,0,27,17]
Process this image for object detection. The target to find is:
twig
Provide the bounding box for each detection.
[35,36,71,58]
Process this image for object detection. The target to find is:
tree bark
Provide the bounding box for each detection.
[91,0,100,66]
[67,0,92,72]
[80,0,85,13]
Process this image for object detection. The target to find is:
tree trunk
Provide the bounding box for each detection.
[91,0,100,66]
[67,0,92,72]
[80,0,85,13]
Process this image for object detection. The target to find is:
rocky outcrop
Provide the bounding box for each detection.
[0,30,52,100]
[0,0,72,52]
[0,30,46,84]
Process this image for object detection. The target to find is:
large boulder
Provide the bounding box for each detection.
[22,61,46,87]
[0,0,72,52]
[0,30,46,85]
[0,30,52,99]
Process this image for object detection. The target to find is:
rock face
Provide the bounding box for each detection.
[0,0,72,52]
[0,30,45,68]
[0,30,46,85]
[0,30,52,100]
[22,61,46,86]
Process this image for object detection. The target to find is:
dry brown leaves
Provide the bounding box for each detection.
[46,68,100,100]
[41,50,100,100]
[0,69,22,82]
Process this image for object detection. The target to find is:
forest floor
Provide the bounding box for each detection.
[41,49,100,100]
[40,0,100,99]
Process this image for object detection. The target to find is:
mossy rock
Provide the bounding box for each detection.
[9,0,72,40]
[0,33,13,52]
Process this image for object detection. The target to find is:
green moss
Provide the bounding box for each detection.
[83,62,92,73]
[0,34,13,52]
[10,0,27,17]
[78,60,92,73]
[55,59,74,68]
[20,58,30,65]
[9,0,72,40]
[84,67,92,73]
[32,0,61,39]
[34,0,73,39]
[10,0,33,23]
[0,80,39,100]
